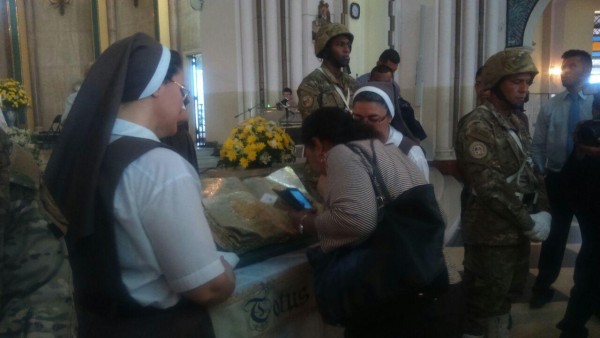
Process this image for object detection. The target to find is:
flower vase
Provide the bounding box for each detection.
[4,110,16,127]
[15,109,26,128]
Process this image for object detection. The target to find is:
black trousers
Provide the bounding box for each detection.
[534,170,579,291]
[343,283,464,338]
[77,301,215,338]
[557,209,600,338]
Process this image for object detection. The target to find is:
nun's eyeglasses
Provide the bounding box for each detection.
[352,114,387,124]
[169,80,190,104]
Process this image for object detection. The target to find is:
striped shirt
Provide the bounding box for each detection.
[315,139,427,252]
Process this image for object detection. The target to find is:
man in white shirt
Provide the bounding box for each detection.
[530,49,593,309]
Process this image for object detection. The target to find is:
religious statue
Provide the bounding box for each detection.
[312,1,331,40]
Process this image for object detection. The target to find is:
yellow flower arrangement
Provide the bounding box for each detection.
[0,78,31,112]
[219,117,296,169]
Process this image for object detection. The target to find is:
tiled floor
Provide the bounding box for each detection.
[445,222,600,338]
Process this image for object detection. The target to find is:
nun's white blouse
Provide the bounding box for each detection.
[110,118,224,308]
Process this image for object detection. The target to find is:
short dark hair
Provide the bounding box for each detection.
[162,50,183,83]
[283,87,292,94]
[301,107,377,147]
[562,49,592,68]
[321,34,353,60]
[379,49,400,64]
[370,65,393,79]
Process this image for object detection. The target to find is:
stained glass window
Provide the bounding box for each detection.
[591,10,600,83]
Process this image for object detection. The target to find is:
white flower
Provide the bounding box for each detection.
[259,152,272,165]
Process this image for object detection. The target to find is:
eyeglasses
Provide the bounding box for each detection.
[169,80,191,105]
[352,114,387,124]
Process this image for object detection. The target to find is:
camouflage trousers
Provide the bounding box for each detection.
[462,240,530,335]
[0,186,76,337]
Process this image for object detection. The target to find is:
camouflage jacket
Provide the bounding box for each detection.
[297,66,356,118]
[0,132,75,338]
[455,103,549,246]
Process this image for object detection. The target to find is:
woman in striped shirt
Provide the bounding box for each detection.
[289,106,426,252]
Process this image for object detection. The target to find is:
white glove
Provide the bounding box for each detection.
[525,211,552,242]
[218,251,240,268]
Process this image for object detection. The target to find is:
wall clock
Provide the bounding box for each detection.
[190,0,204,11]
[350,3,360,19]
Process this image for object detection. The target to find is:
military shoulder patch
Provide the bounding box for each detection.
[301,95,314,108]
[468,141,487,159]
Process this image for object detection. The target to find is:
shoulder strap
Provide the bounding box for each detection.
[344,140,392,206]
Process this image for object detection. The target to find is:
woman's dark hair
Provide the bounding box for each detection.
[301,107,378,147]
[162,50,183,83]
[353,91,392,116]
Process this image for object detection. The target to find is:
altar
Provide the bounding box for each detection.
[209,248,344,338]
[201,165,343,337]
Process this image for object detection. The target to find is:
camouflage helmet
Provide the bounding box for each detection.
[480,49,539,90]
[314,23,354,58]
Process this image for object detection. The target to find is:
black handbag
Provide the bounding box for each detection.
[307,140,449,326]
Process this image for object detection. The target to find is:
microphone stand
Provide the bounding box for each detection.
[234,104,261,119]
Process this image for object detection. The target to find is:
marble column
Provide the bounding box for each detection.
[25,0,41,127]
[264,0,281,105]
[546,0,567,94]
[168,0,178,51]
[435,0,455,160]
[240,0,257,116]
[459,0,478,117]
[484,0,500,59]
[302,0,319,78]
[106,0,117,44]
[289,0,303,94]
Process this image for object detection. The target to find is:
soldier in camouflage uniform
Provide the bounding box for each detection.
[297,23,356,118]
[455,50,551,338]
[0,128,76,337]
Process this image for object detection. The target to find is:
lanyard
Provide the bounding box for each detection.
[318,68,351,113]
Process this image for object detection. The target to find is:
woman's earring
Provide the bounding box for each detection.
[319,153,326,163]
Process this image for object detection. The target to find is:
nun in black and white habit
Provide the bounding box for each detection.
[45,32,235,337]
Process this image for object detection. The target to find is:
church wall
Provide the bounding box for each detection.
[196,1,243,145]
[563,0,597,54]
[0,0,10,79]
[5,0,591,163]
[31,0,94,128]
[346,0,389,79]
[396,0,444,158]
[114,0,155,41]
